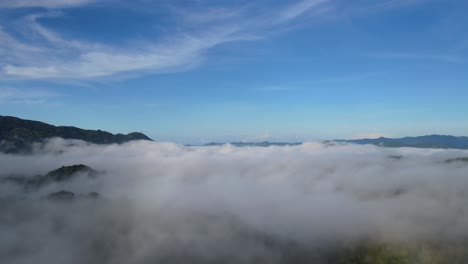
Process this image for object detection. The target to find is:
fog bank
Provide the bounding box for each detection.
[1,138,468,263]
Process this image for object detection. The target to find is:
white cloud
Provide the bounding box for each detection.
[0,0,94,8]
[0,0,438,81]
[278,0,329,22]
[0,0,446,81]
[25,13,101,50]
[377,0,429,9]
[0,14,245,79]
[2,26,243,79]
[4,65,59,78]
[0,27,45,64]
[0,1,331,80]
[0,87,61,103]
[2,140,468,262]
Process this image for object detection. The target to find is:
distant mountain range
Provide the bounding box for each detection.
[190,135,468,149]
[334,135,468,149]
[0,115,152,153]
[188,142,302,147]
[2,115,468,152]
[195,135,468,149]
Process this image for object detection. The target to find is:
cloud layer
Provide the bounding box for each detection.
[1,139,468,263]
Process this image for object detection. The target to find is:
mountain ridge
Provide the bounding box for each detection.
[2,115,468,151]
[187,141,302,147]
[334,134,468,149]
[190,135,468,150]
[0,115,152,153]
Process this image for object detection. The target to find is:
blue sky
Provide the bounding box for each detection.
[0,0,467,143]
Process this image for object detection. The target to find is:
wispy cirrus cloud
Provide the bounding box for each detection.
[0,1,333,80]
[0,26,44,63]
[2,26,243,79]
[0,0,95,9]
[278,0,329,22]
[0,87,61,104]
[376,0,430,9]
[0,0,443,81]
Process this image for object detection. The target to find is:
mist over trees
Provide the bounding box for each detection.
[1,139,468,263]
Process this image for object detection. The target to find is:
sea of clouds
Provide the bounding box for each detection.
[1,138,468,264]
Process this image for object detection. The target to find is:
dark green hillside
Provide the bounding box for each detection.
[0,115,152,153]
[2,164,98,189]
[45,164,97,181]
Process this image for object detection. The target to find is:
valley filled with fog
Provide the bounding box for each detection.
[2,139,468,264]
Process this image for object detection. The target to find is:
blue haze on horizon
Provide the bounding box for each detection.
[0,0,467,143]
